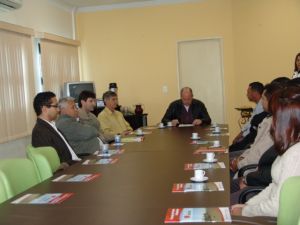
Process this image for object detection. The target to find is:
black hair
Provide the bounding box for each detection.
[263,83,282,115]
[271,77,290,86]
[78,90,96,108]
[249,82,264,95]
[33,91,56,116]
[287,77,300,87]
[294,52,300,72]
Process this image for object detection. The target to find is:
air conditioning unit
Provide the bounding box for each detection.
[0,0,22,11]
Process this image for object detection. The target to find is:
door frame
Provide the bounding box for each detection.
[176,37,226,123]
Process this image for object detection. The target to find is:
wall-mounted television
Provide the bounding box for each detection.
[63,81,95,102]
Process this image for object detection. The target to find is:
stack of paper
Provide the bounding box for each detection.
[52,174,100,182]
[172,182,224,193]
[12,193,74,204]
[164,207,231,223]
[184,162,226,170]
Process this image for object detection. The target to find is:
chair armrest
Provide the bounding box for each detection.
[238,186,265,204]
[238,164,258,177]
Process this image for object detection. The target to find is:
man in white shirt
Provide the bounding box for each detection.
[32,91,81,165]
[233,82,264,144]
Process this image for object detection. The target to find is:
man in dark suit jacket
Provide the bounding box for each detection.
[161,87,211,126]
[31,91,80,165]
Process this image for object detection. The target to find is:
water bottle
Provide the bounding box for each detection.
[102,144,109,154]
[114,134,121,144]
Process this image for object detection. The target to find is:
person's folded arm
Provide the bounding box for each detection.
[197,103,211,125]
[58,121,98,142]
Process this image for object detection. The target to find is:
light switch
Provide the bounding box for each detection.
[162,85,168,94]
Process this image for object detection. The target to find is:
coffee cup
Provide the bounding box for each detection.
[194,169,205,180]
[159,122,164,128]
[192,132,199,139]
[136,128,143,135]
[167,121,172,127]
[213,140,220,147]
[214,126,220,133]
[206,152,215,161]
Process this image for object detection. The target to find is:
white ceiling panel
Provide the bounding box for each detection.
[49,0,202,11]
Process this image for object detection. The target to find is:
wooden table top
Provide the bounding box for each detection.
[0,125,276,225]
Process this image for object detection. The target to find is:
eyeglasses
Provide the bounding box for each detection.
[46,104,59,108]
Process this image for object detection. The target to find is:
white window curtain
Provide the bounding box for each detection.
[40,36,80,98]
[0,25,35,143]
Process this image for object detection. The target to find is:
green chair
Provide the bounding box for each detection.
[0,175,8,204]
[26,145,60,181]
[0,159,40,200]
[278,176,300,225]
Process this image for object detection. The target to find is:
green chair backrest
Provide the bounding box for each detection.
[0,173,8,204]
[278,176,300,225]
[0,159,40,200]
[26,145,60,181]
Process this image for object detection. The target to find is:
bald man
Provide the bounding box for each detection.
[161,87,211,126]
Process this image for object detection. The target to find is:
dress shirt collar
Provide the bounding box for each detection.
[104,107,115,115]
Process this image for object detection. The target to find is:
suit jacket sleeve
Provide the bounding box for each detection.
[245,145,278,186]
[193,101,211,125]
[32,119,73,164]
[31,123,72,163]
[245,166,272,186]
[161,102,177,124]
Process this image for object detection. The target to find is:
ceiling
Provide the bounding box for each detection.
[49,0,201,11]
[57,0,152,8]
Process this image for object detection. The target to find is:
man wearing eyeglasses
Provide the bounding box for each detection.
[32,91,81,165]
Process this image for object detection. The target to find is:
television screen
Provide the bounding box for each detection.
[64,82,95,102]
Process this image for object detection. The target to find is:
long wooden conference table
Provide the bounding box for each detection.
[0,125,276,225]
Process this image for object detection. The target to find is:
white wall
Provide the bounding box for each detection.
[0,0,74,159]
[0,0,74,38]
[0,137,30,159]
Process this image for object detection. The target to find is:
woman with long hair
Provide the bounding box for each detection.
[292,52,300,78]
[231,86,300,217]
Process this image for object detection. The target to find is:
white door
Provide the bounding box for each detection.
[177,38,225,123]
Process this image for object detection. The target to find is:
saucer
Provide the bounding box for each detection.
[98,153,112,157]
[190,176,208,182]
[190,137,201,140]
[158,126,165,129]
[203,158,217,163]
[136,133,144,136]
[112,143,124,146]
[209,145,221,148]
